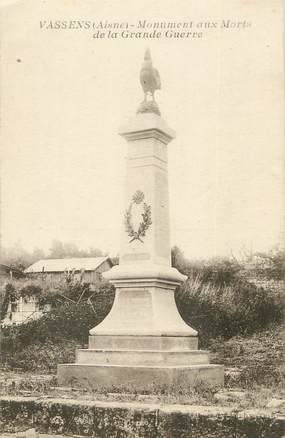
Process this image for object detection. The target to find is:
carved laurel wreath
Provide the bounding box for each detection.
[124,190,152,243]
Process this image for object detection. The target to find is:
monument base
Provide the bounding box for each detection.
[57,272,224,390]
[57,334,224,390]
[57,363,224,391]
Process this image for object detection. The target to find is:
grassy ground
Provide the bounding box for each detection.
[210,323,284,390]
[0,370,284,413]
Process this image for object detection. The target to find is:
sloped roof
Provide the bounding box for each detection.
[25,257,112,273]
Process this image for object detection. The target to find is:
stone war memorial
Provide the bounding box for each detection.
[57,49,224,390]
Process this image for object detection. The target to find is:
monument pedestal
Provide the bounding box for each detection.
[58,264,224,389]
[57,65,224,389]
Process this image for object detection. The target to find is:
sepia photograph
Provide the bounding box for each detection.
[0,0,284,436]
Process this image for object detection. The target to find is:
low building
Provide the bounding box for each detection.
[24,256,113,283]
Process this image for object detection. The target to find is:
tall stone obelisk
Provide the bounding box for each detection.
[58,50,224,389]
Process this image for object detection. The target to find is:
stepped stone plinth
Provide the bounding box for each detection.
[57,50,224,390]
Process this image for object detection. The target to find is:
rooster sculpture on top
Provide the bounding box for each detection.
[138,49,161,115]
[140,48,161,100]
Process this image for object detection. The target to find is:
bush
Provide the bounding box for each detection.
[5,340,79,373]
[175,276,283,345]
[1,276,116,312]
[243,249,285,281]
[171,248,284,344]
[1,281,115,354]
[172,251,242,287]
[0,275,115,371]
[0,279,115,372]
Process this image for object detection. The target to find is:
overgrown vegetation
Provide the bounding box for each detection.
[3,340,78,373]
[0,275,114,318]
[171,247,284,344]
[0,277,115,372]
[243,248,285,281]
[210,324,285,391]
[172,245,285,282]
[176,275,282,344]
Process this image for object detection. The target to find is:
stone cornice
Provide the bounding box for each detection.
[119,113,175,145]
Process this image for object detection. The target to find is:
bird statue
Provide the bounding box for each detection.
[140,48,161,101]
[138,49,161,115]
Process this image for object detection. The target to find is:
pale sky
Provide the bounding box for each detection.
[1,0,284,259]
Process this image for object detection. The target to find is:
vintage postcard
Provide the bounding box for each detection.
[0,1,284,436]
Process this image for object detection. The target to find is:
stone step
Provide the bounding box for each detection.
[76,348,210,366]
[57,363,224,389]
[88,335,198,351]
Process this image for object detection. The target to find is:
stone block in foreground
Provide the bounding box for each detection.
[58,362,224,391]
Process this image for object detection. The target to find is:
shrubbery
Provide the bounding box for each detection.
[1,278,115,371]
[2,285,115,348]
[171,247,284,345]
[244,249,285,281]
[5,340,78,373]
[175,275,283,345]
[172,247,243,286]
[2,303,95,350]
